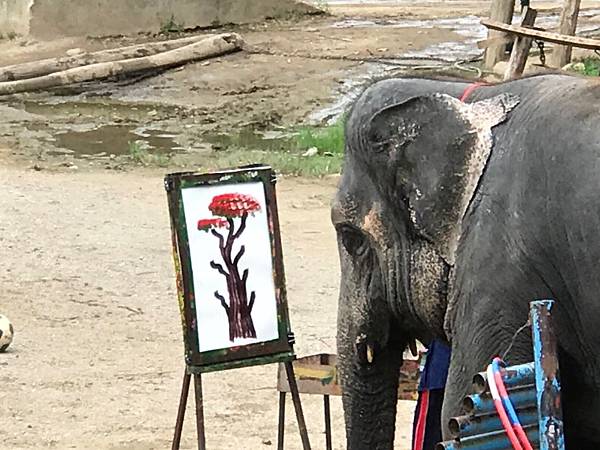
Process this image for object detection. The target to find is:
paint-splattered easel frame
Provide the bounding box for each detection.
[165,166,311,450]
[164,165,295,372]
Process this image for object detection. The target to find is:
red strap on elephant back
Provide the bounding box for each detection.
[459,82,487,102]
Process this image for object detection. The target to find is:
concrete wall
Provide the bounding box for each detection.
[0,0,34,36]
[23,0,313,39]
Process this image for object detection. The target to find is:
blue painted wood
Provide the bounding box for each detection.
[530,300,566,450]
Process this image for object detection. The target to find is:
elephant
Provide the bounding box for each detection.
[331,74,600,449]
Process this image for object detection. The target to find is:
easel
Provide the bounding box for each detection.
[165,167,313,450]
[172,360,311,450]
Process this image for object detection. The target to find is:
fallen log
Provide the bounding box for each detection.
[0,35,216,83]
[0,33,244,96]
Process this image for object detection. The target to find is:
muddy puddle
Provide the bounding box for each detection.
[51,125,178,157]
[14,100,185,158]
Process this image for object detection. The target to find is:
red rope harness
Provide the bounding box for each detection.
[459,82,487,102]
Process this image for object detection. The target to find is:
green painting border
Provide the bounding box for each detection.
[165,165,295,371]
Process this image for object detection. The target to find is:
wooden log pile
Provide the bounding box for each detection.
[0,33,245,96]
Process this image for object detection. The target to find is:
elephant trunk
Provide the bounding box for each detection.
[338,321,403,450]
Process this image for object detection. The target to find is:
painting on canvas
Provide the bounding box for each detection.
[181,182,279,352]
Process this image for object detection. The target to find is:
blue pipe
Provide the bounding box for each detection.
[472,362,535,394]
[448,408,538,438]
[463,385,536,414]
[436,425,539,450]
[530,300,566,450]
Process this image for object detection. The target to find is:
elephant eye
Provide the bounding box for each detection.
[339,226,369,257]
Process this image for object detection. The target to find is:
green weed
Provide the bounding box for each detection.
[568,57,600,77]
[160,15,184,34]
[127,141,146,163]
[128,141,170,167]
[6,31,17,40]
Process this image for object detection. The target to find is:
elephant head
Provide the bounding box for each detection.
[332,83,518,449]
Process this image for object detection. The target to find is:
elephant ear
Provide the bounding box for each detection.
[366,92,519,265]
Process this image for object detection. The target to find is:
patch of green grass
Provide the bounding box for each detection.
[198,118,346,177]
[128,141,170,167]
[294,117,345,155]
[203,149,342,177]
[568,57,600,77]
[160,14,184,34]
[6,31,18,40]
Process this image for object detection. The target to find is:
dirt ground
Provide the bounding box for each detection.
[3,1,600,449]
[0,162,416,449]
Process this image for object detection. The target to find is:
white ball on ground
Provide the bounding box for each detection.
[0,315,14,352]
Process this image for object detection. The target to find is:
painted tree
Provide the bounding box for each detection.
[197,193,261,342]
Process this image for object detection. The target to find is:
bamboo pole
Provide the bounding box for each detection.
[481,19,600,51]
[549,0,582,67]
[484,0,516,69]
[0,33,244,96]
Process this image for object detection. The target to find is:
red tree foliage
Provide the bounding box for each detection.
[197,218,229,232]
[209,193,261,218]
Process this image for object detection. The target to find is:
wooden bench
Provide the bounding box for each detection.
[276,352,422,450]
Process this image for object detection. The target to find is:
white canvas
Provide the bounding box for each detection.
[181,181,280,353]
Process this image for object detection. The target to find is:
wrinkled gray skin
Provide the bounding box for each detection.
[332,74,600,449]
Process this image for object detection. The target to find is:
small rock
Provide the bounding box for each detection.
[66,48,83,56]
[147,110,158,117]
[565,62,585,72]
[377,47,389,52]
[32,164,43,171]
[262,439,272,446]
[302,147,319,157]
[109,154,116,160]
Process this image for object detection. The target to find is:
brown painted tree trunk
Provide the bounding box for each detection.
[211,214,257,342]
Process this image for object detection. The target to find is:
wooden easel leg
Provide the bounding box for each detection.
[277,392,286,450]
[172,371,192,450]
[324,395,332,450]
[284,361,311,450]
[194,374,206,450]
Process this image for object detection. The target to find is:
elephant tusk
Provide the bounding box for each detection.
[366,344,374,364]
[409,340,418,357]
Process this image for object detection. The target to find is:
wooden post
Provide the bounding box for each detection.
[530,301,566,450]
[504,8,538,80]
[550,0,582,67]
[484,0,516,69]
